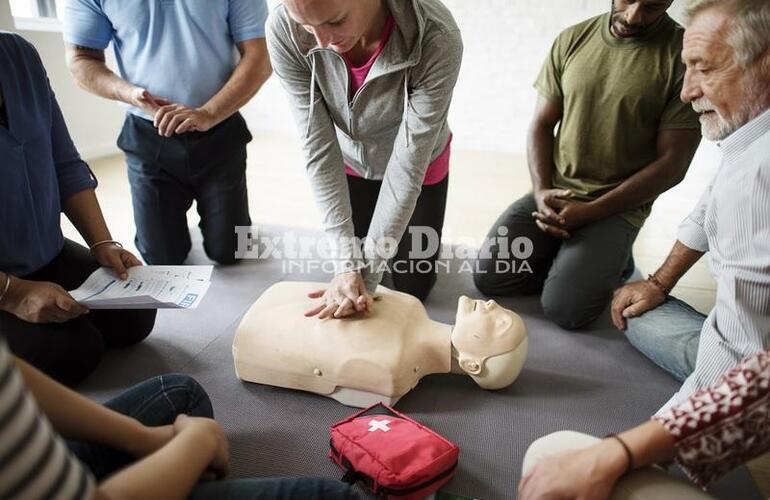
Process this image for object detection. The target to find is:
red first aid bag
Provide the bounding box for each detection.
[329,403,460,500]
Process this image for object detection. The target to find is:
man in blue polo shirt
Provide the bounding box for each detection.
[64,0,272,265]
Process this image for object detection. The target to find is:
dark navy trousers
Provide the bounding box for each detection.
[118,113,252,265]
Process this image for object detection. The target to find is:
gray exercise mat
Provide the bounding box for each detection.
[79,227,760,500]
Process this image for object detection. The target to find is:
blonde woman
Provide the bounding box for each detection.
[268,0,463,318]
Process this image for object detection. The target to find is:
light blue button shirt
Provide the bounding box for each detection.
[63,0,268,119]
[659,108,770,414]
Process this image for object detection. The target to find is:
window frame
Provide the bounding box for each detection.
[9,0,62,32]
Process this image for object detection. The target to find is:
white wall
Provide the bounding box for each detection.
[245,0,689,154]
[3,0,704,159]
[0,0,125,159]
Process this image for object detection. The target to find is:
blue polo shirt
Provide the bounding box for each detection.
[63,0,268,119]
[0,33,98,276]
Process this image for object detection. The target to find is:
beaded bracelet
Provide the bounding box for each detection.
[647,273,671,296]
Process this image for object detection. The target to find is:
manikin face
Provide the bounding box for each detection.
[609,0,672,38]
[681,7,767,141]
[452,297,525,375]
[283,0,381,53]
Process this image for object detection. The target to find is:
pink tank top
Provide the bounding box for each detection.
[343,15,450,186]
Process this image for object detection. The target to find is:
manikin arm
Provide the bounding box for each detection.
[518,421,677,500]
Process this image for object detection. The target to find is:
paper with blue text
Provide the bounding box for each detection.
[69,266,213,309]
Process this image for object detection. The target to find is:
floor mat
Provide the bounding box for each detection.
[79,227,759,500]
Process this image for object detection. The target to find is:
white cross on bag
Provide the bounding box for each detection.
[368,419,391,432]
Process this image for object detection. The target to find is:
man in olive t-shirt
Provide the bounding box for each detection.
[475,0,701,330]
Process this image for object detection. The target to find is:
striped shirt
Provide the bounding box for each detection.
[659,108,770,413]
[0,342,94,500]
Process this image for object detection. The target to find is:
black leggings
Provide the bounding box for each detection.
[0,240,156,386]
[473,194,639,329]
[347,174,448,301]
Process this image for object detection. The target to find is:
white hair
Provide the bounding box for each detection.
[683,0,770,69]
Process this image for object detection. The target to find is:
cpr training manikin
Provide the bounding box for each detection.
[233,282,528,407]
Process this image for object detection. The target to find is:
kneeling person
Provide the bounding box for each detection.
[474,0,701,329]
[0,33,155,386]
[64,0,272,265]
[268,0,463,311]
[612,0,770,409]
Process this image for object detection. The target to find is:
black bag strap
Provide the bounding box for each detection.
[335,447,387,498]
[332,440,373,487]
[340,468,364,484]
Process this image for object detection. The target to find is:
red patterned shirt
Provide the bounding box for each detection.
[653,349,770,488]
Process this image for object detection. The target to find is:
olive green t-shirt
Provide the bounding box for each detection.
[534,13,700,228]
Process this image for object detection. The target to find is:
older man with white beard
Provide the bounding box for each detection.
[611,0,770,411]
[515,2,770,499]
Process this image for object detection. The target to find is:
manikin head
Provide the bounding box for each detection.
[609,0,674,39]
[680,0,770,141]
[451,297,528,391]
[282,0,385,53]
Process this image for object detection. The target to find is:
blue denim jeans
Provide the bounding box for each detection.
[188,477,358,500]
[69,375,356,499]
[624,296,707,382]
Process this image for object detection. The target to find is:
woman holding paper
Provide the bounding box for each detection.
[0,32,155,386]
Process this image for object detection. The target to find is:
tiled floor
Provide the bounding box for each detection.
[64,135,770,497]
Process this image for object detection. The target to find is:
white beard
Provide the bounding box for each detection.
[692,71,769,141]
[692,97,757,141]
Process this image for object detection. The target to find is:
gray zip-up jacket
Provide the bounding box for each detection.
[267,0,463,292]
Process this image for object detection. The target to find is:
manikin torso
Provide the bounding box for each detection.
[233,282,528,407]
